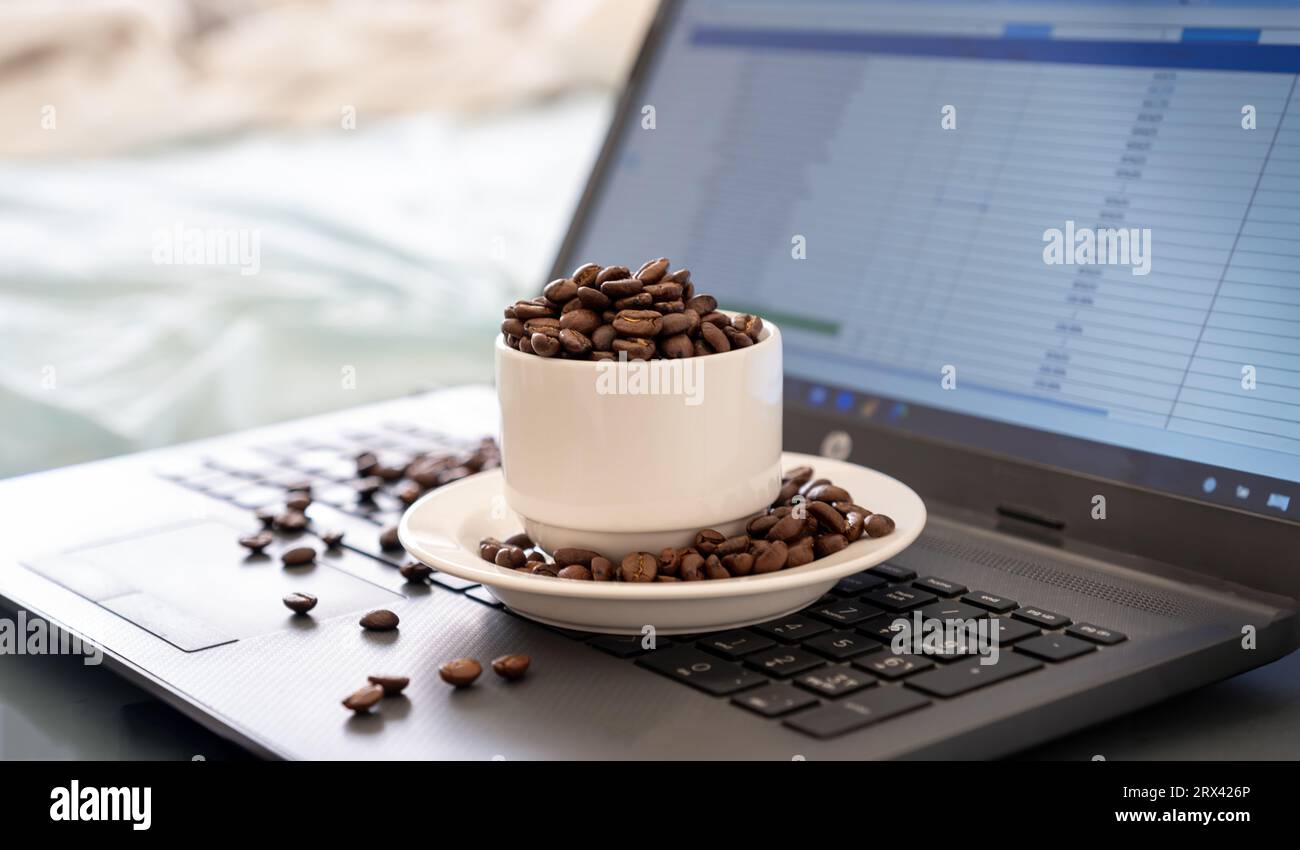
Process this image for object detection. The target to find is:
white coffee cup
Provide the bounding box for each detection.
[495,313,782,558]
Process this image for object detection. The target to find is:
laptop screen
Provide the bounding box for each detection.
[559,0,1300,523]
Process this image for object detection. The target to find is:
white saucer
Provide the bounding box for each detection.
[398,452,926,635]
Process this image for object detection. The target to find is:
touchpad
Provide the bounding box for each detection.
[24,520,403,652]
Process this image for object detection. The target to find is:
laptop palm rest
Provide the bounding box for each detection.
[22,520,403,652]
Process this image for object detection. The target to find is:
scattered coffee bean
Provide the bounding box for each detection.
[283,592,317,613]
[255,508,277,528]
[491,654,531,681]
[321,529,345,547]
[281,546,316,566]
[439,658,482,688]
[342,683,384,713]
[360,609,399,631]
[399,561,433,581]
[239,532,273,554]
[276,511,309,532]
[285,492,312,511]
[379,526,402,551]
[367,675,409,696]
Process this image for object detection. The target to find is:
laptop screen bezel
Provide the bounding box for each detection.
[549,0,1299,596]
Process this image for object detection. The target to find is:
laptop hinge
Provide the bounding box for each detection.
[995,504,1066,546]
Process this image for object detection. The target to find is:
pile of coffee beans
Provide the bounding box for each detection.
[501,258,766,360]
[478,466,895,581]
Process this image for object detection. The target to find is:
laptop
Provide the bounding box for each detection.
[2,0,1298,759]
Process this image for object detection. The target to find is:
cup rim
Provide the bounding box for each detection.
[496,309,779,368]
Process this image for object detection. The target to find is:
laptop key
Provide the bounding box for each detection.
[783,687,930,738]
[808,598,883,627]
[858,613,910,643]
[1013,606,1072,630]
[794,665,876,698]
[831,572,888,596]
[751,614,830,644]
[963,591,1018,614]
[1067,623,1128,646]
[861,585,936,613]
[989,617,1041,645]
[867,563,916,583]
[591,634,666,659]
[698,630,775,660]
[1015,634,1097,662]
[914,576,967,597]
[918,601,987,623]
[802,630,882,660]
[905,652,1042,698]
[853,653,934,680]
[743,647,826,679]
[732,684,819,718]
[638,647,766,696]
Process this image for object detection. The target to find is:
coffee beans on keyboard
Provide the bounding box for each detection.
[360,609,399,631]
[477,466,895,582]
[283,592,318,613]
[239,531,273,554]
[367,675,409,696]
[491,654,531,680]
[281,546,317,566]
[439,657,482,687]
[501,257,767,360]
[342,683,384,714]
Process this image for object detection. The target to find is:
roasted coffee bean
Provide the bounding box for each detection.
[591,324,616,351]
[620,552,659,582]
[495,546,527,569]
[815,534,848,558]
[255,508,277,528]
[644,281,683,301]
[612,337,655,360]
[504,305,517,319]
[679,552,706,581]
[613,292,654,310]
[530,562,559,577]
[518,334,535,354]
[733,313,764,340]
[723,326,754,348]
[576,286,611,310]
[360,609,399,631]
[694,529,726,554]
[283,592,317,613]
[573,262,602,287]
[436,465,472,487]
[808,483,853,504]
[613,309,663,336]
[513,301,554,320]
[785,466,815,486]
[766,514,805,542]
[590,556,615,581]
[700,311,730,328]
[704,554,730,580]
[600,278,643,299]
[686,294,718,314]
[595,265,630,286]
[491,654,531,681]
[656,575,680,582]
[659,334,693,359]
[561,298,582,315]
[786,537,816,568]
[560,308,600,336]
[367,675,409,696]
[286,491,312,511]
[554,548,603,567]
[396,483,421,505]
[660,310,698,336]
[530,333,561,357]
[276,510,309,532]
[372,464,404,482]
[651,299,685,315]
[722,553,755,576]
[239,531,273,554]
[557,565,593,580]
[682,281,695,302]
[591,350,616,361]
[439,658,482,687]
[543,278,578,303]
[692,339,710,358]
[809,501,847,534]
[353,476,383,498]
[379,526,402,551]
[773,479,799,506]
[865,514,896,537]
[501,317,526,337]
[715,535,750,557]
[321,528,345,547]
[505,532,533,548]
[663,268,691,284]
[524,317,561,336]
[753,539,788,573]
[843,511,866,542]
[343,683,384,713]
[400,561,433,581]
[356,451,380,476]
[700,321,730,353]
[832,501,872,518]
[748,514,779,537]
[635,257,670,282]
[479,538,504,562]
[281,546,316,566]
[658,547,682,576]
[798,478,830,498]
[559,328,593,355]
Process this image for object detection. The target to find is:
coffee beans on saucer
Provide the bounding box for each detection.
[501,258,766,360]
[478,465,895,582]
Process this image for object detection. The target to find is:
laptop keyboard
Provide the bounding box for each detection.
[159,419,1129,741]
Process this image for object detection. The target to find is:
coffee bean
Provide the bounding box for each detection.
[613,309,663,336]
[591,324,616,351]
[656,575,680,582]
[591,351,616,361]
[283,592,317,613]
[658,547,682,576]
[255,508,277,529]
[518,334,534,354]
[808,483,853,504]
[753,540,788,573]
[651,299,685,315]
[701,311,731,328]
[239,532,273,554]
[733,313,764,340]
[557,565,593,580]
[491,654,531,681]
[321,529,345,547]
[559,328,593,355]
[285,492,312,511]
[479,538,504,563]
[704,554,729,580]
[814,534,848,558]
[353,476,383,498]
[577,287,611,310]
[530,333,561,357]
[798,478,830,498]
[679,552,706,581]
[663,268,691,284]
[865,514,896,537]
[396,483,421,505]
[659,334,693,359]
[659,311,697,336]
[600,278,643,299]
[786,537,816,568]
[694,529,726,554]
[591,556,615,581]
[715,535,750,557]
[773,479,800,506]
[530,562,559,577]
[692,339,710,357]
[281,546,316,566]
[360,609,399,631]
[379,526,402,551]
[723,326,753,348]
[560,299,580,316]
[439,658,482,687]
[554,548,603,567]
[342,683,384,713]
[495,546,526,568]
[613,292,654,310]
[809,501,847,534]
[785,466,815,486]
[560,308,600,336]
[595,265,630,286]
[612,337,655,360]
[512,301,553,320]
[276,510,309,531]
[748,514,779,537]
[367,675,409,696]
[501,318,526,338]
[843,511,866,542]
[686,294,717,314]
[573,262,601,287]
[543,278,578,303]
[644,281,683,301]
[767,514,805,542]
[355,451,379,476]
[700,321,730,353]
[400,561,432,581]
[504,532,532,548]
[635,257,670,282]
[620,552,659,582]
[524,317,561,336]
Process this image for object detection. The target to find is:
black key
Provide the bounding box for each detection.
[428,570,479,591]
[732,684,819,718]
[914,576,967,597]
[861,585,936,613]
[698,630,775,660]
[751,614,830,644]
[783,687,930,738]
[1015,634,1097,662]
[802,630,883,661]
[832,571,888,596]
[988,617,1040,645]
[853,653,934,680]
[1013,606,1072,629]
[808,598,883,627]
[464,586,501,607]
[905,652,1042,698]
[962,590,1019,614]
[795,665,877,698]
[918,601,988,623]
[637,647,765,696]
[868,563,916,583]
[1067,623,1128,646]
[591,634,667,659]
[858,613,910,643]
[743,647,826,679]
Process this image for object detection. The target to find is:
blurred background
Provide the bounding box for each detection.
[0,0,656,478]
